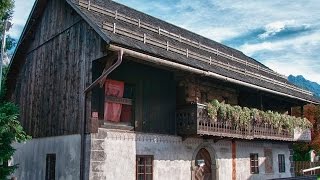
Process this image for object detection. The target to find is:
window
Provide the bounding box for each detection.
[250,153,259,174]
[45,154,56,180]
[136,155,153,180]
[278,154,286,173]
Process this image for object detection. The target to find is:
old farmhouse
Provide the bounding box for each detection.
[6,0,320,179]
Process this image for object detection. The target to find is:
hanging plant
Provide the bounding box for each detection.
[281,114,292,132]
[273,112,282,131]
[232,106,241,125]
[206,99,312,132]
[225,104,235,125]
[251,108,262,125]
[217,103,227,122]
[239,107,251,128]
[206,99,219,122]
[265,110,274,125]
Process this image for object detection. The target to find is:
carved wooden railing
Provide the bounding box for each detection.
[253,124,292,141]
[176,103,306,141]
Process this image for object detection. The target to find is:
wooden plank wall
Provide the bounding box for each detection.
[95,60,177,134]
[294,161,320,176]
[13,0,106,137]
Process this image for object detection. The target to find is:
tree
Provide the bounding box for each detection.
[0,102,30,179]
[293,104,320,161]
[0,0,14,98]
[0,1,31,179]
[0,0,14,21]
[1,0,16,62]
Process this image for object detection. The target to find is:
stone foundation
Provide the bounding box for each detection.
[89,129,292,180]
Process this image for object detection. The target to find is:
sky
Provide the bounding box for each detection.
[8,0,320,84]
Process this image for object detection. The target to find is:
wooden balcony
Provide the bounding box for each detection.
[176,104,311,142]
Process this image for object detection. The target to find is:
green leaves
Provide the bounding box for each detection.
[0,102,31,179]
[0,2,29,178]
[207,99,219,121]
[0,0,14,21]
[206,99,312,131]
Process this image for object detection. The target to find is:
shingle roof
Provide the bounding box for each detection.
[67,0,319,104]
[7,0,320,104]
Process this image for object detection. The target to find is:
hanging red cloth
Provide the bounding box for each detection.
[120,104,132,123]
[104,79,124,122]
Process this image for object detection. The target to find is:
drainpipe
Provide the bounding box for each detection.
[80,49,123,180]
[108,44,318,105]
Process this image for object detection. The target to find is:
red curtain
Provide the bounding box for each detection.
[104,79,124,122]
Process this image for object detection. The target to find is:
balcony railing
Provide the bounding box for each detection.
[176,103,311,141]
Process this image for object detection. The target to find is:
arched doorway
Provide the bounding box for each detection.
[192,144,217,180]
[195,148,212,180]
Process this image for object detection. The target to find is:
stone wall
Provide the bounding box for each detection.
[181,76,238,105]
[236,141,292,180]
[10,130,292,180]
[11,135,81,180]
[89,129,292,180]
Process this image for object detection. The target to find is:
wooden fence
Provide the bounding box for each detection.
[294,161,320,176]
[176,104,294,141]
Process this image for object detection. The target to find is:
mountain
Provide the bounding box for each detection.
[288,75,320,98]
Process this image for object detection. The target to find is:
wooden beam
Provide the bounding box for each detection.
[99,52,118,87]
[301,105,304,118]
[259,93,263,110]
[84,49,123,93]
[232,140,237,180]
[288,106,292,116]
[105,96,133,105]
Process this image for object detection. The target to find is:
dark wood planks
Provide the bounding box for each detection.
[13,0,106,137]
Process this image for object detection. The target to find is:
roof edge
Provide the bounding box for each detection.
[66,0,111,43]
[7,0,40,72]
[109,44,320,105]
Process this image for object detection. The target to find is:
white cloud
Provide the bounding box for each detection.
[240,32,320,56]
[258,20,295,39]
[193,27,239,43]
[9,0,320,84]
[8,0,35,39]
[239,32,320,83]
[264,59,320,84]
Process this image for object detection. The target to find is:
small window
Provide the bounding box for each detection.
[278,154,286,173]
[46,154,56,180]
[250,153,259,174]
[136,155,153,180]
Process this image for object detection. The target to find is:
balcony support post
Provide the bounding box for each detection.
[300,105,304,118]
[288,106,292,116]
[232,140,237,180]
[259,93,263,110]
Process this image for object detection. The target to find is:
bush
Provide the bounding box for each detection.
[0,102,31,179]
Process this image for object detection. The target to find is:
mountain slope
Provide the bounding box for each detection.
[288,75,320,98]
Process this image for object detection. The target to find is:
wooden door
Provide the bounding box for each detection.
[194,148,213,180]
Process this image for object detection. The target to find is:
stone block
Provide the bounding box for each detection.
[90,172,106,180]
[91,139,105,151]
[91,151,106,161]
[94,129,109,139]
[91,161,105,172]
